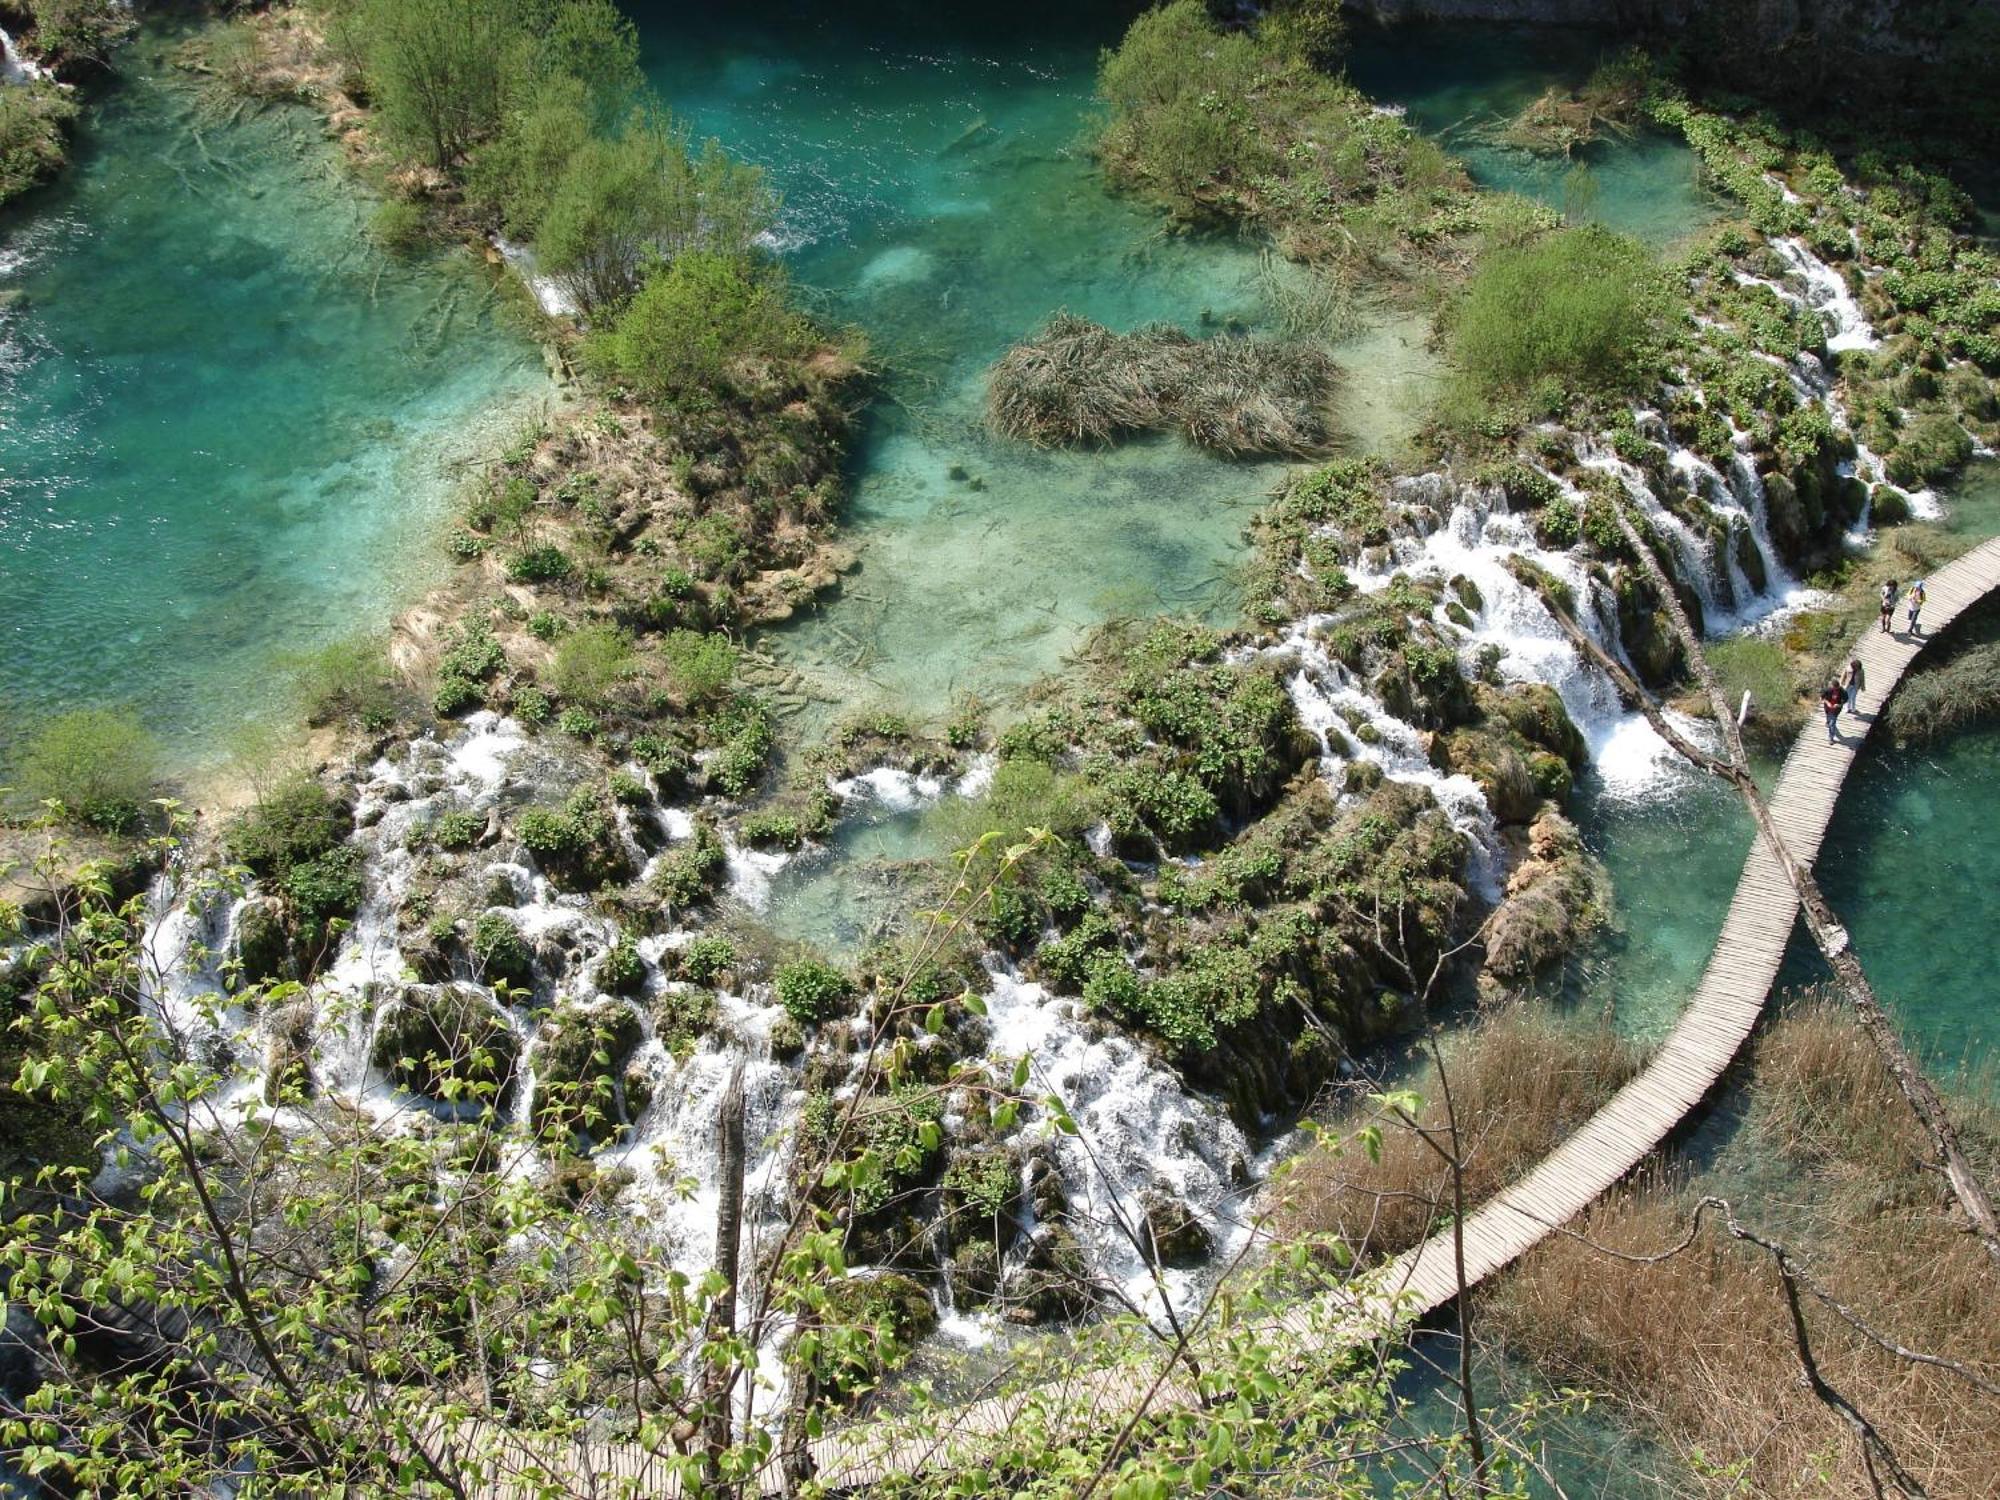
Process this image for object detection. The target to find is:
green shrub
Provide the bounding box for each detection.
[434,675,485,717]
[660,629,737,704]
[598,936,645,995]
[469,912,535,989]
[369,198,429,254]
[677,934,736,986]
[229,778,347,875]
[774,958,855,1025]
[1448,226,1664,403]
[535,113,770,315]
[650,821,726,909]
[512,685,552,724]
[547,622,631,706]
[294,637,400,730]
[429,809,484,850]
[738,810,803,850]
[509,544,574,584]
[706,698,773,798]
[283,847,364,953]
[556,707,599,737]
[1080,950,1143,1017]
[12,707,160,832]
[587,251,810,404]
[527,609,565,641]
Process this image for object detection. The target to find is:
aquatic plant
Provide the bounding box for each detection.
[985,313,1340,456]
[774,957,855,1025]
[1883,638,2000,746]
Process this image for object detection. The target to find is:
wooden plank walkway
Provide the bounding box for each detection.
[509,538,2000,1494]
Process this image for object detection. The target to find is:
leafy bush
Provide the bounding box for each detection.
[294,637,400,730]
[12,707,159,832]
[774,959,855,1025]
[556,707,598,737]
[738,810,803,850]
[282,847,363,953]
[676,934,736,986]
[588,252,810,404]
[368,198,428,254]
[468,912,535,989]
[229,778,347,875]
[1448,226,1664,402]
[429,809,484,850]
[547,623,631,707]
[508,544,574,584]
[597,937,645,995]
[706,698,773,798]
[650,821,726,908]
[536,113,771,315]
[659,629,736,704]
[434,675,485,717]
[527,609,565,641]
[1884,413,1973,488]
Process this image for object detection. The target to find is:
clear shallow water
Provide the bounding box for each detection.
[0,28,546,764]
[636,0,1408,727]
[1788,726,2000,1089]
[1345,22,1724,248]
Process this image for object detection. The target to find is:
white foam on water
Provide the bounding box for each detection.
[980,968,1253,1326]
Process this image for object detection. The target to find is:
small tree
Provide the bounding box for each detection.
[537,113,773,317]
[588,252,808,402]
[12,706,160,832]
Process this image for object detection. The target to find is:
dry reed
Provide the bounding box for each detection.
[1486,997,2000,1498]
[985,313,1341,457]
[1270,1006,1644,1264]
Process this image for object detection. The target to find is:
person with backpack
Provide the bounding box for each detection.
[1906,577,1926,636]
[1821,680,1845,742]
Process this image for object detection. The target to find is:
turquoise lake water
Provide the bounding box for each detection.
[0,27,546,765]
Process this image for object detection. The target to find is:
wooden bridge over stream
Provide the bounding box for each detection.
[542,536,2000,1495]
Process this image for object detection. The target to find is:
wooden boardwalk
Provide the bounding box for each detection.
[511,538,2000,1494]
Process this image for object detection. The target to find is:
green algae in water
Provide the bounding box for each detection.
[0,30,546,764]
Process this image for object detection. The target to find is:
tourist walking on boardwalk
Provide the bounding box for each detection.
[1822,681,1845,741]
[1906,577,1926,636]
[1842,656,1865,710]
[1880,578,1899,632]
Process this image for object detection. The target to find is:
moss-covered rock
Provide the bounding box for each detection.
[531,999,649,1147]
[1482,808,1607,989]
[233,896,290,985]
[1139,1190,1213,1268]
[371,984,519,1105]
[1005,1224,1096,1325]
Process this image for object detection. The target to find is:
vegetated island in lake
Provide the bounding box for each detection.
[2,2,1997,1496]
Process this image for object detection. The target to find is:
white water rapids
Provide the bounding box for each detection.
[129,219,1924,1357]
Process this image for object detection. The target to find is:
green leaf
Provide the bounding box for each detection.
[961,990,988,1018]
[1011,1054,1031,1089]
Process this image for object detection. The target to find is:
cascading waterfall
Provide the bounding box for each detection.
[125,172,1950,1376]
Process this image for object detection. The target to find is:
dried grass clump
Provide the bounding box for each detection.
[1882,638,2000,746]
[985,313,1340,457]
[1489,997,2000,1498]
[1270,1007,1644,1264]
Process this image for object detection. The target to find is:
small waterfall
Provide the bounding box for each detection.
[980,969,1253,1326]
[1769,237,1878,354]
[1,28,49,86]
